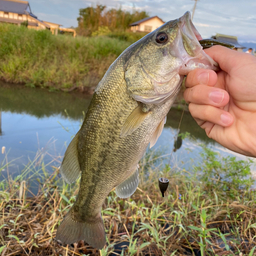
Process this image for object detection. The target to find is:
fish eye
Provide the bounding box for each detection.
[156,32,168,44]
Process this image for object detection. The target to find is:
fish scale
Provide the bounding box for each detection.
[76,63,137,211]
[56,11,219,249]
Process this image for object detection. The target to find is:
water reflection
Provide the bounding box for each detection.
[0,82,91,120]
[0,82,92,177]
[0,82,254,180]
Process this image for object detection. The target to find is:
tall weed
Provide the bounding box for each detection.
[0,24,131,89]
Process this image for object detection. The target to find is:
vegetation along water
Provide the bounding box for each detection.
[0,23,137,91]
[0,6,256,256]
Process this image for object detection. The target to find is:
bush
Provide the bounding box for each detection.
[0,23,131,89]
[194,146,254,198]
[91,26,111,36]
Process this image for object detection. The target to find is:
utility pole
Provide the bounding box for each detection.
[191,0,198,20]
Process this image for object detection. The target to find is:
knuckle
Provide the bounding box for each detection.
[189,87,201,103]
[183,89,189,102]
[202,105,212,120]
[189,104,213,122]
[185,73,193,87]
[188,103,196,116]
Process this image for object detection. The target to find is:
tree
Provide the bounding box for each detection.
[77,5,106,36]
[77,5,149,36]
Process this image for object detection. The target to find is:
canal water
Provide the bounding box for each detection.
[0,82,255,185]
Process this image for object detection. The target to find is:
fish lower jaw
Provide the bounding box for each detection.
[179,55,218,75]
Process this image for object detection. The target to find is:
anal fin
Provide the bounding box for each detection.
[116,165,139,198]
[60,132,81,184]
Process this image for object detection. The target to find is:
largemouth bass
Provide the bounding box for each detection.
[56,11,218,249]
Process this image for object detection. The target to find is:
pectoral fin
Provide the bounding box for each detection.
[149,116,166,148]
[116,165,139,198]
[60,133,81,184]
[120,105,150,137]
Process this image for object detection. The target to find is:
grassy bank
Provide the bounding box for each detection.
[1,145,256,255]
[0,24,134,90]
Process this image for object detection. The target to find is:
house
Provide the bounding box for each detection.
[0,0,76,36]
[211,33,245,51]
[130,16,164,33]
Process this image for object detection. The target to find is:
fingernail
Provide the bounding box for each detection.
[198,72,209,84]
[209,91,224,104]
[220,113,232,125]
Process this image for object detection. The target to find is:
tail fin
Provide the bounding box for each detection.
[56,209,106,249]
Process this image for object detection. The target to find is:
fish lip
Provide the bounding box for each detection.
[178,11,203,57]
[177,12,219,73]
[179,11,202,42]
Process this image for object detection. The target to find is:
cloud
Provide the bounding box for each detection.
[27,0,256,42]
[194,23,221,28]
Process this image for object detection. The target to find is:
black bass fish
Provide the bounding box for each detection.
[56,11,218,249]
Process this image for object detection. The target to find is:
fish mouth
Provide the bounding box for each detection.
[177,11,219,74]
[180,11,202,40]
[178,11,203,56]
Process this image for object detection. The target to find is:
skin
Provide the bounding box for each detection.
[184,45,256,157]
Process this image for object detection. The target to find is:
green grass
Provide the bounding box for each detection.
[0,145,256,255]
[107,30,148,43]
[0,24,131,90]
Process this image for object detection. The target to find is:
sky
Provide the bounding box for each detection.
[28,0,256,43]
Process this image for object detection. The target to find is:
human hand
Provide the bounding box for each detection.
[184,45,256,157]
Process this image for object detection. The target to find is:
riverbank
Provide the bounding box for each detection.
[0,24,137,91]
[1,147,256,255]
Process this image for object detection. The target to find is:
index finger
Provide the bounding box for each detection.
[185,68,217,88]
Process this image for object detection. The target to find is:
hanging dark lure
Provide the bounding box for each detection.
[158,178,170,197]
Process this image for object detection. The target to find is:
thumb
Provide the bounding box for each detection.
[204,45,244,73]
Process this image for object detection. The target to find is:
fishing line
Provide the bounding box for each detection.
[159,83,186,197]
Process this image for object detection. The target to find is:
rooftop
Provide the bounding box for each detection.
[0,0,31,14]
[130,16,164,26]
